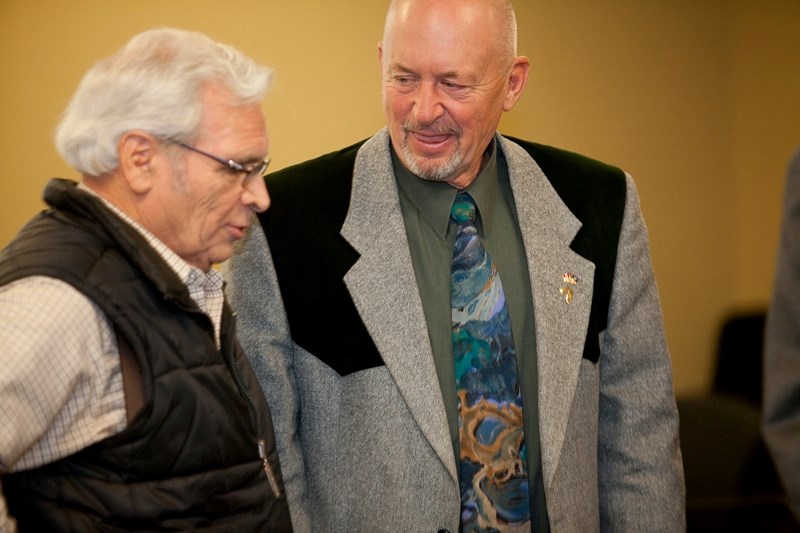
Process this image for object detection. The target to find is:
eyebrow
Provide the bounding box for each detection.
[391,62,463,81]
[389,62,415,74]
[232,149,268,166]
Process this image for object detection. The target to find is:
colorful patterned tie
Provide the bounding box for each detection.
[450,192,531,532]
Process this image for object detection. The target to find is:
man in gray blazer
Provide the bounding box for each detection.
[763,147,800,523]
[226,0,685,531]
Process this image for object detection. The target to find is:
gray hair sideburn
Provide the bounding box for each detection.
[54,28,273,177]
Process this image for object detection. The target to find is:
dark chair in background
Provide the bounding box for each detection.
[678,310,799,532]
[713,312,767,407]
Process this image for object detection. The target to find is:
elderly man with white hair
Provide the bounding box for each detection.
[0,28,291,531]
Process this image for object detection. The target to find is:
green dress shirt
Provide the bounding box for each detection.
[393,138,549,531]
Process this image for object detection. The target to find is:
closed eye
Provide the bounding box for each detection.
[441,80,467,90]
[394,75,416,85]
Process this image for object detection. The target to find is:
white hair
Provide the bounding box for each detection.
[54,28,273,176]
[498,0,518,61]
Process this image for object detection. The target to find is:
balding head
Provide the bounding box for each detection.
[383,0,518,65]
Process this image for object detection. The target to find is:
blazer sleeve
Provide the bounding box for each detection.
[763,147,800,522]
[597,174,686,529]
[223,220,311,532]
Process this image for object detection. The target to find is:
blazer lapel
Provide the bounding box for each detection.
[340,129,458,483]
[500,136,595,489]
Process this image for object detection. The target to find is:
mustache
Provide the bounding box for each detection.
[402,120,460,137]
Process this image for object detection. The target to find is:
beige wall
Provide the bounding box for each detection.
[2,1,798,396]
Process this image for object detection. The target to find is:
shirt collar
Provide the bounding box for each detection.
[393,136,499,239]
[77,183,219,291]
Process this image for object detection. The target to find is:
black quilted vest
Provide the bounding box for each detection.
[0,179,291,532]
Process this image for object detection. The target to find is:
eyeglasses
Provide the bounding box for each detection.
[175,141,270,178]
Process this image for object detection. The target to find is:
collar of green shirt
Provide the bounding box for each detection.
[391,137,499,240]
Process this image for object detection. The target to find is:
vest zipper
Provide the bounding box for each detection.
[224,312,281,498]
[258,439,282,497]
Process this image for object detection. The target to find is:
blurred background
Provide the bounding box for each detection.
[2,1,799,529]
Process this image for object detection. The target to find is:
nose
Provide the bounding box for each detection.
[413,81,445,126]
[242,175,271,213]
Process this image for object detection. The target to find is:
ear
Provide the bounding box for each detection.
[117,131,159,194]
[503,56,531,112]
[377,41,385,67]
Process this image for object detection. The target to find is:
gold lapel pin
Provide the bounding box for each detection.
[560,273,578,304]
[559,286,574,304]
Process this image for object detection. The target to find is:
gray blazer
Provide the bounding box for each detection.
[763,146,800,522]
[225,130,685,532]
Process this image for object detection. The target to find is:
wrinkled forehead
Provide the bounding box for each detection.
[386,0,497,44]
[382,0,501,74]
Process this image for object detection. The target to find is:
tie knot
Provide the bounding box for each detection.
[451,193,477,224]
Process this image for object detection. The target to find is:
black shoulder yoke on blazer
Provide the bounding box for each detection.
[260,137,625,374]
[506,136,626,363]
